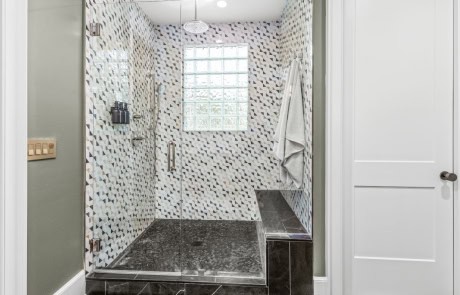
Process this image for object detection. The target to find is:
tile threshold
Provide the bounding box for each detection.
[90,269,266,286]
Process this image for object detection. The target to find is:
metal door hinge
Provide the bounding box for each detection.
[90,238,101,253]
[90,22,102,37]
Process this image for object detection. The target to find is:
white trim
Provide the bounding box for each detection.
[325,0,345,293]
[454,1,459,294]
[0,0,28,294]
[53,270,85,295]
[314,276,329,295]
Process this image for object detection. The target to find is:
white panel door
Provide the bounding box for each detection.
[345,0,454,294]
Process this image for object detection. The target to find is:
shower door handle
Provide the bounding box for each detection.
[168,141,176,172]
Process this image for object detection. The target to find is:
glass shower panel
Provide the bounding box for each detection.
[88,0,183,277]
[179,11,266,285]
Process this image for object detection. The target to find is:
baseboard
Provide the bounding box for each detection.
[314,276,329,295]
[53,270,85,295]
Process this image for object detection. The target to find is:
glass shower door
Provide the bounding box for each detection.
[86,0,265,284]
[87,0,183,277]
[179,11,266,285]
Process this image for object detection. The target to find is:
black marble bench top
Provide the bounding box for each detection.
[256,190,312,241]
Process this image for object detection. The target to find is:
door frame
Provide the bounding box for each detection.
[454,1,460,294]
[0,0,28,294]
[326,0,459,294]
[325,0,345,293]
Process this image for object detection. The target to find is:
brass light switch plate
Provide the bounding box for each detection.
[28,138,56,161]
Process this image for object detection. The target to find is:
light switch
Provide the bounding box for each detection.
[49,143,55,154]
[35,144,42,155]
[28,144,35,156]
[28,138,56,161]
[42,143,49,155]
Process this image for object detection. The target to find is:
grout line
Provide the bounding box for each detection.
[211,285,222,295]
[139,284,150,294]
[289,242,292,295]
[267,241,270,295]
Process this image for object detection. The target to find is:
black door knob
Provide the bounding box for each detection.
[440,171,458,182]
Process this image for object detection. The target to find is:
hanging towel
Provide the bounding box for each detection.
[273,59,305,188]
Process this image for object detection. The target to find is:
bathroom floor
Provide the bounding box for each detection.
[104,219,264,278]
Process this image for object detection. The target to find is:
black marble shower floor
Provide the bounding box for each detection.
[96,219,265,285]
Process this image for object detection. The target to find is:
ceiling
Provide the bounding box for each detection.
[138,0,287,25]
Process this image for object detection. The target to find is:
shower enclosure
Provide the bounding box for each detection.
[85,0,312,288]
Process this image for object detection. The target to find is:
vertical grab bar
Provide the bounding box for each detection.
[167,141,176,172]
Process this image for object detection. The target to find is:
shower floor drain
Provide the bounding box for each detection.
[191,241,203,247]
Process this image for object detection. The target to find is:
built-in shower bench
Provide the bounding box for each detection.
[256,190,312,241]
[256,190,313,295]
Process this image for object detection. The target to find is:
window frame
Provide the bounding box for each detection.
[182,43,250,132]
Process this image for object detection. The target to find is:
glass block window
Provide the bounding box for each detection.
[183,44,249,131]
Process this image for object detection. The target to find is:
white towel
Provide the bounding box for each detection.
[273,60,305,188]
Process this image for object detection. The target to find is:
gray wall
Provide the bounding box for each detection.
[313,0,326,276]
[28,0,84,294]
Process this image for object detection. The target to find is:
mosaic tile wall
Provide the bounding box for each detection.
[153,22,283,221]
[279,0,313,234]
[85,1,157,270]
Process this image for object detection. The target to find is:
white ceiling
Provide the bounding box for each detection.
[138,0,287,25]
